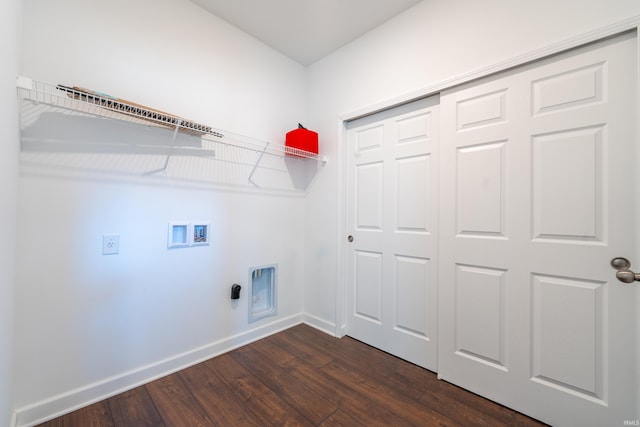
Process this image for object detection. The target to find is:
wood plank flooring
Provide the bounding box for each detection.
[37,324,548,426]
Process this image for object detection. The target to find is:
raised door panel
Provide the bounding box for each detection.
[397,111,431,144]
[455,264,507,370]
[396,154,431,233]
[456,142,506,238]
[355,124,384,153]
[395,255,431,338]
[532,126,604,243]
[354,250,383,323]
[456,89,508,131]
[531,274,606,403]
[355,162,384,231]
[531,63,605,116]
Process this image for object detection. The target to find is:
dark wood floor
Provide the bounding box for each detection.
[37,324,548,426]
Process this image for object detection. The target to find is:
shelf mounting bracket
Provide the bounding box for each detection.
[144,118,182,175]
[248,140,270,186]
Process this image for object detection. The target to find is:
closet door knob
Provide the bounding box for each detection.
[347,235,354,242]
[610,257,640,283]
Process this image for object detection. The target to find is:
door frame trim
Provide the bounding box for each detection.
[335,16,640,340]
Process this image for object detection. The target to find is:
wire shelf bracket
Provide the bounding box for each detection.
[248,141,270,186]
[143,118,183,176]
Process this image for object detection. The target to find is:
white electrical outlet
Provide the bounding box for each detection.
[102,234,120,255]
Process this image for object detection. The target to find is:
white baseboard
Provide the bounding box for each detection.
[302,313,336,336]
[14,314,303,427]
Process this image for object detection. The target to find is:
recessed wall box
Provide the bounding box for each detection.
[191,222,209,246]
[168,222,189,248]
[248,265,277,323]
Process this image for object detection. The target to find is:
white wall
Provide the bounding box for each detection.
[15,0,308,424]
[304,0,640,330]
[0,0,21,425]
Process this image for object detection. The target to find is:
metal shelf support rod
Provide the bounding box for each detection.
[248,140,270,186]
[159,118,182,173]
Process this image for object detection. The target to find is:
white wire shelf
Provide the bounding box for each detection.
[16,76,320,162]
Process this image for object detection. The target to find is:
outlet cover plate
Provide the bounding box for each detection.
[102,234,120,255]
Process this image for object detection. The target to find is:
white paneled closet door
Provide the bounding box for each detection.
[345,96,439,371]
[438,32,638,427]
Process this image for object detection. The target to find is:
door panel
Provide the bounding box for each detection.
[395,255,430,336]
[396,155,430,232]
[354,250,383,322]
[456,141,506,237]
[455,264,507,370]
[532,127,603,242]
[355,162,384,230]
[438,32,637,426]
[531,273,606,402]
[346,97,439,370]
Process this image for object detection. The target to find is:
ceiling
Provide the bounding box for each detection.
[190,0,422,66]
